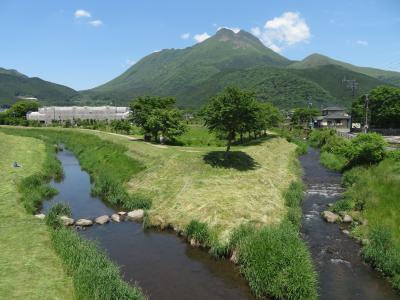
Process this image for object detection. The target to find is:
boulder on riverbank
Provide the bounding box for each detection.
[34,213,46,220]
[127,209,144,221]
[322,211,340,223]
[95,215,110,225]
[342,214,353,223]
[60,216,74,226]
[75,219,93,226]
[118,211,127,216]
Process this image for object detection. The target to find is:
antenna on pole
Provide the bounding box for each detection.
[364,94,369,133]
[342,77,358,97]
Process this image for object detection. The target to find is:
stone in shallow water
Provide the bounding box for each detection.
[111,214,121,222]
[127,209,144,221]
[75,219,93,226]
[95,215,110,225]
[322,211,340,223]
[60,215,74,226]
[118,211,127,216]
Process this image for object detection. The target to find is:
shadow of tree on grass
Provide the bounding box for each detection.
[203,151,259,171]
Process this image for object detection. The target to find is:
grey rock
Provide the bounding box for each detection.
[34,213,46,220]
[322,211,340,223]
[127,209,144,221]
[230,250,239,264]
[60,216,74,226]
[118,211,127,216]
[75,219,93,226]
[343,214,353,223]
[111,214,121,222]
[95,215,110,225]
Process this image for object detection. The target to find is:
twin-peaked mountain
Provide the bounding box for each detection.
[1,28,399,109]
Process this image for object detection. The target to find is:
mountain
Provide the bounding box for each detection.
[290,53,400,87]
[81,28,398,109]
[0,67,78,106]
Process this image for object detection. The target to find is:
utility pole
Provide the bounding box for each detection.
[342,77,358,97]
[364,94,369,133]
[308,96,313,129]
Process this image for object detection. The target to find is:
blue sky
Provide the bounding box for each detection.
[0,0,399,90]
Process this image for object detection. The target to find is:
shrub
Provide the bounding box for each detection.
[387,149,400,162]
[46,203,72,229]
[321,134,349,157]
[185,220,210,245]
[309,129,336,148]
[341,166,366,187]
[320,152,347,171]
[345,133,387,167]
[331,199,353,213]
[235,222,317,299]
[51,228,145,299]
[123,193,152,210]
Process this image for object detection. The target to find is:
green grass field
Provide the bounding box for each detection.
[0,132,73,299]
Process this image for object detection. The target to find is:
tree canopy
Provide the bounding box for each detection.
[351,86,400,128]
[291,107,320,128]
[129,96,186,142]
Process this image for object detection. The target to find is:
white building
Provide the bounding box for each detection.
[27,106,130,124]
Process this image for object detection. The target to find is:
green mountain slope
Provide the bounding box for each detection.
[82,29,393,109]
[290,53,400,87]
[0,68,78,106]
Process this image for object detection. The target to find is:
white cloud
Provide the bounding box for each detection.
[251,11,311,52]
[218,26,240,34]
[88,20,103,27]
[193,32,210,43]
[74,9,91,18]
[356,40,368,46]
[180,32,190,40]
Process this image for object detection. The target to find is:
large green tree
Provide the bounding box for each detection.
[201,87,260,152]
[129,96,186,142]
[351,86,400,128]
[291,107,320,128]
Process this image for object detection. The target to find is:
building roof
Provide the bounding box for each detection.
[323,106,345,111]
[319,113,351,120]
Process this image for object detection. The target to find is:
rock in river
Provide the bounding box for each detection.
[322,211,340,223]
[118,211,127,216]
[75,219,93,226]
[111,214,121,222]
[95,215,110,225]
[127,209,144,221]
[60,215,74,226]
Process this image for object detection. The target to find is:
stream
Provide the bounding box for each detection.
[41,149,253,300]
[300,148,399,299]
[41,148,400,299]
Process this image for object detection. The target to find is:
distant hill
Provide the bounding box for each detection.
[289,53,400,87]
[80,29,398,109]
[0,67,78,106]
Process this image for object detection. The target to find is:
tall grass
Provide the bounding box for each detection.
[231,222,317,299]
[51,227,145,299]
[283,181,305,228]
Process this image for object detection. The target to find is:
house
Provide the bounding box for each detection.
[314,107,351,130]
[26,106,130,124]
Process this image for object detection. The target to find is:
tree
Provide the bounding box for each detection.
[6,100,39,118]
[345,133,387,167]
[201,87,259,152]
[110,119,131,134]
[351,86,400,128]
[129,96,186,142]
[291,107,320,128]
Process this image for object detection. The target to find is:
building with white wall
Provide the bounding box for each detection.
[27,106,130,124]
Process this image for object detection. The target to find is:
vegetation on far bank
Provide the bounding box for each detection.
[0,132,73,299]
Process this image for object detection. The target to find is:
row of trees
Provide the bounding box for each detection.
[129,87,282,151]
[351,86,400,128]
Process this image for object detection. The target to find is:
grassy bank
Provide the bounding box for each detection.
[0,132,73,299]
[1,126,316,299]
[341,157,400,291]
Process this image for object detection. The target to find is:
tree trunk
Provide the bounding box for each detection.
[226,138,231,152]
[240,132,243,144]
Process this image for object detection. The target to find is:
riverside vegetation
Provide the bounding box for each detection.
[1,125,317,299]
[309,128,400,292]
